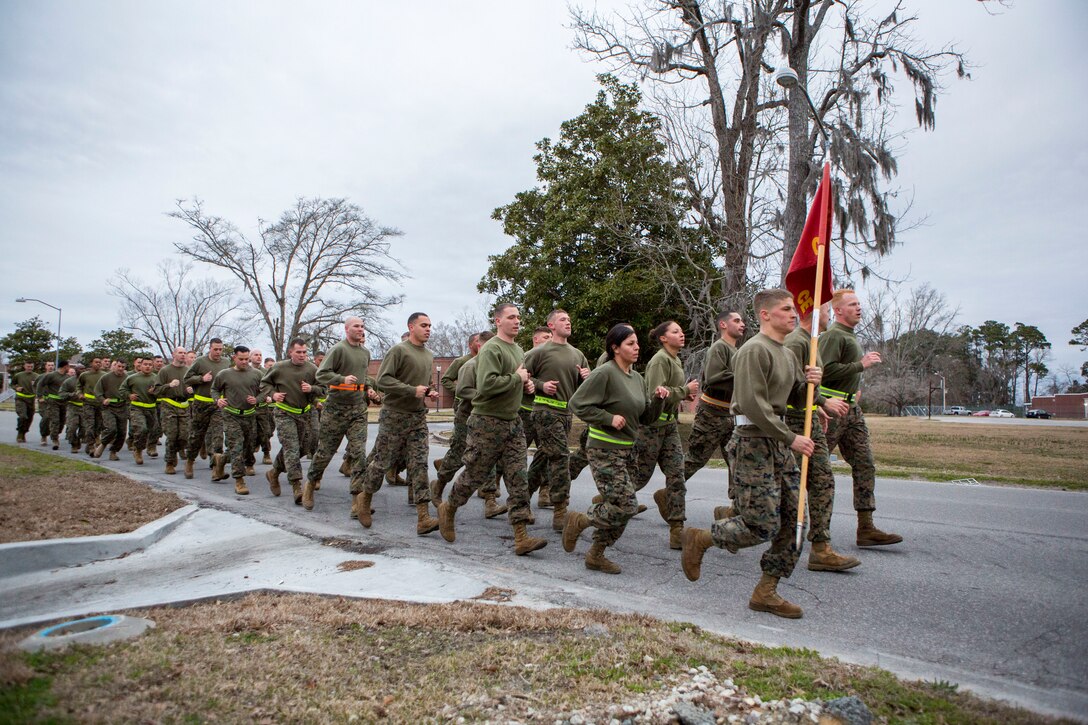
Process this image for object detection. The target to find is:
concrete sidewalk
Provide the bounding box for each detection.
[0,505,498,631]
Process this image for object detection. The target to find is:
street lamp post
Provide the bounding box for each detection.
[15,297,62,367]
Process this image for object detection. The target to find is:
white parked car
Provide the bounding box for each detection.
[990,409,1015,418]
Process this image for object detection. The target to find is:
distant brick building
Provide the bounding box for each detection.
[1028,392,1088,419]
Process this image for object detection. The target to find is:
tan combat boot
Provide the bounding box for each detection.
[808,541,861,572]
[41,436,48,446]
[713,505,735,521]
[147,444,158,458]
[313,478,321,490]
[109,451,119,461]
[266,468,281,497]
[355,490,373,527]
[16,433,26,443]
[165,463,176,475]
[483,495,508,519]
[262,452,272,465]
[669,522,684,550]
[302,479,317,511]
[133,448,144,465]
[234,478,250,496]
[562,511,591,552]
[681,528,713,581]
[184,458,195,479]
[94,443,106,458]
[386,468,406,486]
[438,501,458,542]
[857,511,903,546]
[584,542,621,574]
[430,477,446,503]
[653,488,670,522]
[512,522,547,555]
[416,503,440,535]
[245,466,256,477]
[211,454,227,481]
[71,444,81,454]
[433,458,443,473]
[339,458,351,477]
[291,480,303,506]
[199,444,207,460]
[537,486,552,508]
[551,502,568,532]
[748,573,803,619]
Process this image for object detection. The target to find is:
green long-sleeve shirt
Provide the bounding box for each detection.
[375,340,433,413]
[523,341,589,414]
[817,322,865,395]
[643,348,686,428]
[185,355,230,401]
[260,360,320,412]
[471,337,525,421]
[783,326,827,412]
[315,339,375,406]
[35,371,67,400]
[78,369,105,402]
[211,366,261,414]
[732,333,807,444]
[60,375,82,405]
[151,364,191,404]
[11,371,37,397]
[442,353,472,398]
[119,372,157,406]
[95,371,129,406]
[699,338,737,406]
[569,360,665,450]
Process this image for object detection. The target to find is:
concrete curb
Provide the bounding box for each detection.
[0,504,199,577]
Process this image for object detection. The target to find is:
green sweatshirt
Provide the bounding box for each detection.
[643,348,687,428]
[442,353,472,399]
[152,364,191,405]
[569,360,665,450]
[732,333,807,444]
[783,326,827,414]
[119,372,157,407]
[375,340,433,413]
[95,371,129,406]
[471,337,525,421]
[185,355,230,402]
[35,370,67,400]
[61,375,83,406]
[315,339,375,406]
[11,370,37,398]
[211,366,261,414]
[523,341,590,414]
[698,338,737,413]
[78,369,105,402]
[261,360,320,413]
[455,357,480,406]
[817,322,865,395]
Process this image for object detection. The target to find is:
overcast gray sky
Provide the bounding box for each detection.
[1,1,1085,388]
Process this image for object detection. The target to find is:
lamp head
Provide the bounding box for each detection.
[773,66,799,89]
[15,297,26,303]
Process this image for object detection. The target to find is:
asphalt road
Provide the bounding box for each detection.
[3,413,1085,719]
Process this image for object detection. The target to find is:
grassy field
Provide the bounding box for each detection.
[0,593,1071,724]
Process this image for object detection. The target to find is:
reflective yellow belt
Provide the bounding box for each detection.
[520,404,533,412]
[68,400,84,407]
[223,405,255,416]
[131,400,157,409]
[15,392,35,399]
[83,393,97,401]
[193,394,215,403]
[657,412,677,423]
[159,398,190,409]
[533,395,568,410]
[818,386,855,403]
[588,427,633,446]
[45,394,64,401]
[786,404,820,411]
[274,401,311,415]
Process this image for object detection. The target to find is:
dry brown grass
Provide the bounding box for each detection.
[0,593,1071,724]
[853,417,1088,489]
[0,445,187,543]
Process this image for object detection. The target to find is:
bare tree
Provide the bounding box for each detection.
[170,197,405,358]
[426,305,494,358]
[570,0,970,302]
[109,259,249,357]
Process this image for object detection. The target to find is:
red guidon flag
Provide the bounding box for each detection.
[785,162,834,319]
